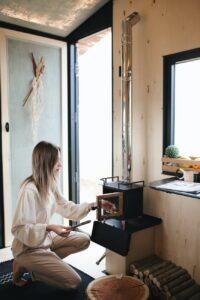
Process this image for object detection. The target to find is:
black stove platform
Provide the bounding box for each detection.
[125,214,162,233]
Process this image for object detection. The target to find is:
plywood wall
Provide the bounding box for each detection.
[113,0,200,283]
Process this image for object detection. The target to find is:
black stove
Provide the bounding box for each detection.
[91,176,162,256]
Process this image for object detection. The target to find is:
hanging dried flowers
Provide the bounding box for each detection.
[23,53,45,143]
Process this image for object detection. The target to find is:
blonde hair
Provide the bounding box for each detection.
[23,141,60,200]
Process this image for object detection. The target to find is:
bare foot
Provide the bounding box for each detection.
[13,259,28,287]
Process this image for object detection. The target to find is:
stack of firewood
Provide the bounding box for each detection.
[129,255,200,299]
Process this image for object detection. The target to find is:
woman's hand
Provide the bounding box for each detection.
[46,224,71,237]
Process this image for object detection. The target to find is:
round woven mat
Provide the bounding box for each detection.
[86,275,149,300]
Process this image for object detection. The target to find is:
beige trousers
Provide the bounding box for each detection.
[16,231,90,290]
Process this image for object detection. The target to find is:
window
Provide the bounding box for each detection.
[76,28,112,233]
[67,1,113,207]
[163,48,200,164]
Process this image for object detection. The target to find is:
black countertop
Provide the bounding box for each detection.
[125,214,162,233]
[105,214,162,234]
[149,177,200,199]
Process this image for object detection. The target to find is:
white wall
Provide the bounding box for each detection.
[113,0,200,283]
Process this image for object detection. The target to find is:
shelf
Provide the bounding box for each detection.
[162,157,200,173]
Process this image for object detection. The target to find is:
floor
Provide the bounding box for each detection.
[0,247,13,263]
[0,242,106,279]
[66,241,106,278]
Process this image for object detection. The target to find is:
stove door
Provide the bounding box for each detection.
[91,220,131,256]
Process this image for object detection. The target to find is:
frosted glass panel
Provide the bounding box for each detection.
[7,38,62,222]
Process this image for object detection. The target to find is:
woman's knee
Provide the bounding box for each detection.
[80,234,90,250]
[64,274,82,290]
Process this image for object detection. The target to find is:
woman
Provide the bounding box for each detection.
[11,141,112,290]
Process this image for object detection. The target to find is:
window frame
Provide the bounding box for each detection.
[163,47,200,174]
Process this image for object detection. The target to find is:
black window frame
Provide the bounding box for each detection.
[163,47,200,175]
[66,1,113,204]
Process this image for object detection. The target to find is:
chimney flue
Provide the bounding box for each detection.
[121,12,140,182]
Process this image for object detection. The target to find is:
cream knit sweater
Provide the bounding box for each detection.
[11,182,93,257]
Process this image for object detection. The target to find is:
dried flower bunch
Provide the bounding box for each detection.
[23,53,45,142]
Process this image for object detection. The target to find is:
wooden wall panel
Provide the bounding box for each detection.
[113,0,200,283]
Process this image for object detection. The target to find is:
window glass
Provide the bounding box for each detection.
[77,28,112,234]
[174,59,200,157]
[163,48,200,167]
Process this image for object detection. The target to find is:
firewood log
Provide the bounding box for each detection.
[148,263,175,279]
[156,269,188,288]
[149,263,176,280]
[130,255,157,269]
[189,292,200,300]
[166,279,195,297]
[132,258,162,278]
[148,261,173,280]
[171,284,200,300]
[129,255,159,274]
[153,267,182,284]
[163,274,191,292]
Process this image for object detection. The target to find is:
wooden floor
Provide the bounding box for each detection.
[66,241,106,278]
[0,247,13,263]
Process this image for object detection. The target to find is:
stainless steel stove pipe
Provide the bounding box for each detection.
[121,12,140,182]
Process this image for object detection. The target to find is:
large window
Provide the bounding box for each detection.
[67,1,112,211]
[163,48,200,163]
[76,28,112,233]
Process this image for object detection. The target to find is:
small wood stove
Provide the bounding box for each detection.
[98,176,144,220]
[91,176,162,273]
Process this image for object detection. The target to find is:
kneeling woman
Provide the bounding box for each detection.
[11,141,110,290]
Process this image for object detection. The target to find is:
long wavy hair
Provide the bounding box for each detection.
[23,141,60,200]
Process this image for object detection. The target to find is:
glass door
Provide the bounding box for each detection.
[76,28,112,233]
[0,31,67,247]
